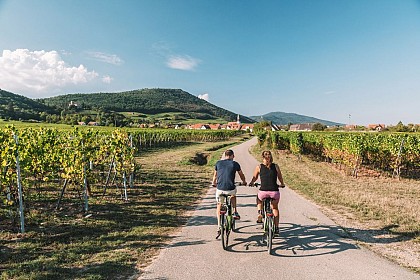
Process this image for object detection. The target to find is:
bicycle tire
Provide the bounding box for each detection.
[231,217,236,232]
[226,215,232,244]
[267,217,273,254]
[221,214,229,250]
[261,216,268,244]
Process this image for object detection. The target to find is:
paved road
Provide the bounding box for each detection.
[139,137,419,280]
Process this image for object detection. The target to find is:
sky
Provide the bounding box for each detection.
[1,0,420,125]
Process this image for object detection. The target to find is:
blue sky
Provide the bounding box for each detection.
[1,0,420,125]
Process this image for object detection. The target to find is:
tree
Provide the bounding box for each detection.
[254,121,272,132]
[6,102,15,119]
[394,121,408,132]
[312,122,327,131]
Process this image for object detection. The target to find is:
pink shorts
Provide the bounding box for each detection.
[258,191,280,204]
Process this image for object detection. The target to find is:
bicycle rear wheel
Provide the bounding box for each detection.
[221,214,230,250]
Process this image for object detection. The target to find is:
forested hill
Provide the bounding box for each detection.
[250,111,343,126]
[0,89,57,120]
[40,88,254,123]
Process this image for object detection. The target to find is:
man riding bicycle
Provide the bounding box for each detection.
[212,149,247,238]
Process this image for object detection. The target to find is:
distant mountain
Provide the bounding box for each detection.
[250,111,343,126]
[0,89,57,120]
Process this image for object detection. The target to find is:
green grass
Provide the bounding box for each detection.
[0,114,229,130]
[0,119,74,129]
[120,111,227,124]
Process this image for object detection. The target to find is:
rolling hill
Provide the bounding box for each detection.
[39,88,254,123]
[250,111,343,126]
[1,88,342,126]
[0,89,58,121]
[0,88,254,124]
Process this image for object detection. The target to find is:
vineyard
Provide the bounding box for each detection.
[0,126,243,233]
[261,131,420,178]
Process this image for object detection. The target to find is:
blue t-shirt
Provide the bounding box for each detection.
[215,159,241,191]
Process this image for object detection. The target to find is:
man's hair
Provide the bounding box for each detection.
[224,149,234,157]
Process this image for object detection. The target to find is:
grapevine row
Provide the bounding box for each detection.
[266,131,420,178]
[1,126,242,232]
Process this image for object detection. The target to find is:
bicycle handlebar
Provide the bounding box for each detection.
[211,181,247,188]
[249,182,286,188]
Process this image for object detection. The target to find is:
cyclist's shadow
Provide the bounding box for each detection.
[228,222,358,257]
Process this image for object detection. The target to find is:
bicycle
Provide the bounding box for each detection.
[219,193,236,250]
[252,183,284,254]
[216,182,243,250]
[262,195,275,254]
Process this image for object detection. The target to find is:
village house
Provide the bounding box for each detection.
[188,123,211,130]
[226,114,242,130]
[68,101,78,108]
[271,123,281,131]
[209,124,221,130]
[345,124,357,130]
[186,115,260,131]
[241,123,254,132]
[289,123,314,131]
[227,121,241,130]
[367,124,386,131]
[174,124,187,129]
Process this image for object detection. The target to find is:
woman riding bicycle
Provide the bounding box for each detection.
[248,150,285,235]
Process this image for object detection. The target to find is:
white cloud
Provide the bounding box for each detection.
[167,55,200,71]
[102,75,113,84]
[87,51,123,65]
[198,93,209,101]
[0,49,98,96]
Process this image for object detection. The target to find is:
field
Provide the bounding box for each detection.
[0,120,74,130]
[1,127,419,278]
[119,111,228,125]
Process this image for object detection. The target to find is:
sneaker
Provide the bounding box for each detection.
[216,228,221,239]
[233,212,240,220]
[256,214,263,224]
[274,227,280,236]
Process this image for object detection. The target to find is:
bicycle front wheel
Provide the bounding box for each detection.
[231,217,236,232]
